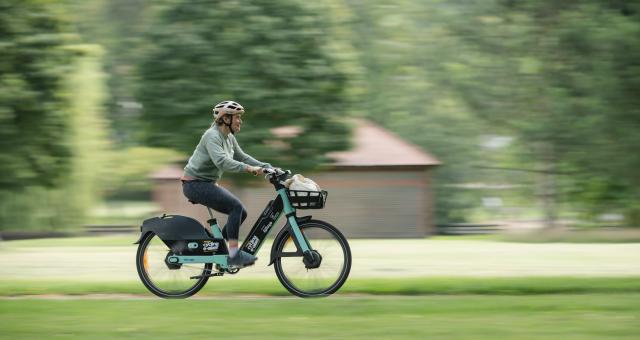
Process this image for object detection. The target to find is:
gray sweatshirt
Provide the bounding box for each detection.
[183,126,270,181]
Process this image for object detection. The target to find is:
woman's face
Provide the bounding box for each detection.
[231,114,242,132]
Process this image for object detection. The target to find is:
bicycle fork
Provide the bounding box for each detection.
[278,189,312,252]
[275,189,320,268]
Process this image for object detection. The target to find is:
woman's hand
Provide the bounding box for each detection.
[246,165,265,176]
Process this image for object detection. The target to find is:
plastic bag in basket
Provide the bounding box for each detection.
[285,174,321,192]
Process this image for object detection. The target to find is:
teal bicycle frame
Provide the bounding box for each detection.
[167,179,312,269]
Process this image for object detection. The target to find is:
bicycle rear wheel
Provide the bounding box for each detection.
[273,220,351,297]
[136,232,212,298]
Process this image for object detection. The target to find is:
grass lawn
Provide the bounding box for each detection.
[2,236,639,338]
[1,294,638,339]
[2,236,639,281]
[1,277,639,297]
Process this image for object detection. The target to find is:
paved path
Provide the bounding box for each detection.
[1,239,639,281]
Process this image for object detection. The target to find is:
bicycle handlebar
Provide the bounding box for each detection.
[263,167,286,175]
[263,167,291,185]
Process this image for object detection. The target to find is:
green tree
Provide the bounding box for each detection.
[0,0,75,190]
[344,0,491,223]
[343,0,640,227]
[440,0,640,227]
[68,0,153,145]
[64,44,111,221]
[0,2,112,231]
[138,0,357,172]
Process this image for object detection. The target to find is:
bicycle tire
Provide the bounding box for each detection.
[136,232,212,298]
[273,220,351,297]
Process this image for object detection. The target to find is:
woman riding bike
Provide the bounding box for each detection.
[181,100,270,268]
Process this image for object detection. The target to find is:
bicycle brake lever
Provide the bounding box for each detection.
[263,168,277,180]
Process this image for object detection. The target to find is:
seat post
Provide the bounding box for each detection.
[206,207,215,220]
[204,207,224,239]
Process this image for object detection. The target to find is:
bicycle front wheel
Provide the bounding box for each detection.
[136,232,212,298]
[273,220,351,297]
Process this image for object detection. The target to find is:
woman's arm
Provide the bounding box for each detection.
[205,133,249,173]
[231,135,272,168]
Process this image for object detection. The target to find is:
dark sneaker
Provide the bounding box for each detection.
[228,251,257,268]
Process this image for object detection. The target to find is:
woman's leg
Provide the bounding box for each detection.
[181,181,258,267]
[182,181,247,241]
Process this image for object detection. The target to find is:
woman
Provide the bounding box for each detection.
[181,100,270,268]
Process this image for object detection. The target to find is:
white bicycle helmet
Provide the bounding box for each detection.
[212,100,244,122]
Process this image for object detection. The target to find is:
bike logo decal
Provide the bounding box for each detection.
[261,221,273,233]
[188,242,199,249]
[261,205,273,218]
[247,236,260,252]
[202,240,219,252]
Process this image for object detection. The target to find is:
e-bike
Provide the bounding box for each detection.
[135,169,351,298]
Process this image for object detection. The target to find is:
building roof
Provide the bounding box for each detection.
[327,119,441,168]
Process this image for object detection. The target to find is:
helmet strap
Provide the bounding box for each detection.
[223,116,235,134]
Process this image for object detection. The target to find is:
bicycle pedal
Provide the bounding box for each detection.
[216,264,241,274]
[224,267,241,274]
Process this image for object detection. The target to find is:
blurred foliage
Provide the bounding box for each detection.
[441,0,640,226]
[65,44,111,225]
[0,43,110,231]
[344,1,496,222]
[345,0,640,226]
[0,1,86,231]
[137,0,358,172]
[2,0,639,230]
[67,0,153,145]
[0,1,76,189]
[102,147,184,198]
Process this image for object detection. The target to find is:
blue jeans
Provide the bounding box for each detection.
[181,181,247,240]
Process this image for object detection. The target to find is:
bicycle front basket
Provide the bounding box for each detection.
[286,190,328,209]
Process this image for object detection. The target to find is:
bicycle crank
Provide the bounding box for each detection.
[190,271,224,279]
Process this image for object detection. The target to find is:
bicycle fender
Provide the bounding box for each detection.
[139,214,211,242]
[268,215,312,266]
[133,231,151,244]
